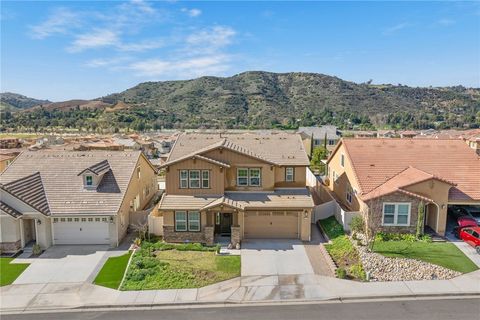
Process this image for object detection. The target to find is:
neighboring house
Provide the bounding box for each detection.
[298,126,341,156]
[0,150,157,253]
[376,130,396,138]
[0,138,22,149]
[399,130,418,138]
[326,139,480,236]
[353,131,376,138]
[151,132,314,246]
[0,153,17,172]
[113,137,141,150]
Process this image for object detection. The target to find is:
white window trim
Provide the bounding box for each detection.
[201,170,210,189]
[285,167,294,182]
[382,202,411,226]
[85,175,93,186]
[248,168,261,186]
[340,153,345,168]
[237,168,249,186]
[180,170,188,189]
[175,211,187,231]
[188,170,201,189]
[188,211,200,232]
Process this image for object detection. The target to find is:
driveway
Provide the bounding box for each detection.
[12,245,112,284]
[241,239,314,276]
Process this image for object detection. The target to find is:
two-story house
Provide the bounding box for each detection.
[326,138,480,236]
[298,126,341,157]
[152,133,314,246]
[0,150,157,253]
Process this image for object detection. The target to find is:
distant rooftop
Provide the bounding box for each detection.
[298,126,340,140]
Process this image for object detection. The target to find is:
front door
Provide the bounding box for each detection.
[215,212,232,235]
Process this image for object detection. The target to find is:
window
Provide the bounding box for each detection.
[328,139,336,146]
[285,167,294,182]
[189,170,200,188]
[60,218,65,222]
[81,218,86,222]
[313,139,321,146]
[95,217,100,222]
[74,218,79,222]
[382,203,411,226]
[346,185,353,203]
[102,217,107,222]
[86,175,93,186]
[175,211,187,231]
[188,211,200,231]
[237,168,248,186]
[202,170,210,188]
[53,218,58,223]
[340,154,345,167]
[67,218,72,222]
[88,217,93,222]
[215,212,221,225]
[136,167,141,179]
[180,170,188,189]
[249,168,261,186]
[333,171,339,184]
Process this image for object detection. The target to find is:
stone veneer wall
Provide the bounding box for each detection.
[231,226,241,246]
[366,192,421,234]
[0,240,21,253]
[163,225,215,245]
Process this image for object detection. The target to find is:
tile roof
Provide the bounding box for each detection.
[0,172,50,215]
[298,126,340,140]
[78,159,111,176]
[335,139,480,202]
[167,132,309,166]
[0,201,22,218]
[158,189,314,211]
[0,150,144,215]
[360,167,454,202]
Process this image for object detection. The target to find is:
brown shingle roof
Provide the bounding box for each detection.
[336,139,480,202]
[0,150,144,215]
[167,133,309,166]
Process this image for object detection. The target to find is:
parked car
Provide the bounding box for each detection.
[459,226,480,254]
[454,216,478,238]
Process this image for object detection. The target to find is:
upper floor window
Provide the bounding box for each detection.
[85,175,93,186]
[202,170,210,188]
[313,139,321,146]
[189,170,200,188]
[332,170,339,184]
[136,167,141,179]
[328,139,336,145]
[285,167,294,182]
[237,168,261,187]
[340,154,345,167]
[346,184,353,203]
[382,203,411,226]
[179,169,210,189]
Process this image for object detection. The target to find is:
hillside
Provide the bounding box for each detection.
[2,71,480,131]
[0,92,51,110]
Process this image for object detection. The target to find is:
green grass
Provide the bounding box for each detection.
[94,251,132,289]
[318,217,365,280]
[122,243,240,290]
[373,241,479,274]
[0,258,29,286]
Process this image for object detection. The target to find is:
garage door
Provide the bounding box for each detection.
[53,217,110,245]
[244,211,299,239]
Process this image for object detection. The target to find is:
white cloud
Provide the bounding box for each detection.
[436,18,455,26]
[129,55,230,78]
[181,8,202,17]
[30,8,79,39]
[85,56,132,68]
[186,26,236,54]
[117,39,166,52]
[382,22,411,35]
[68,30,119,52]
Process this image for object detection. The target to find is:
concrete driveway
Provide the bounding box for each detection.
[241,239,314,276]
[12,245,111,285]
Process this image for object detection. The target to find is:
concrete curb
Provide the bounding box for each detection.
[2,292,479,314]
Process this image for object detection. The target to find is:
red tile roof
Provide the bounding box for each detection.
[336,138,480,202]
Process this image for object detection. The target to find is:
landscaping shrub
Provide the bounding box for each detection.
[336,268,347,279]
[375,232,416,242]
[419,234,432,243]
[32,244,42,255]
[349,264,366,281]
[317,216,344,239]
[349,215,365,235]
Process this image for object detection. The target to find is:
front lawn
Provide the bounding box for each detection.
[121,241,240,290]
[318,216,366,280]
[0,258,29,286]
[94,251,132,289]
[373,240,478,274]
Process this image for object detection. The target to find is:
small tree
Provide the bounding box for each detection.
[349,215,365,236]
[416,201,425,239]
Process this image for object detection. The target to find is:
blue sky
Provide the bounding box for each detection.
[1,1,479,101]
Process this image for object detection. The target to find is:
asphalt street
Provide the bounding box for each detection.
[3,297,479,320]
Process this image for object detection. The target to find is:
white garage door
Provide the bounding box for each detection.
[244,211,299,239]
[53,217,110,245]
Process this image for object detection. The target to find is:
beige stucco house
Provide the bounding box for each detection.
[326,138,480,236]
[0,150,157,253]
[151,132,314,246]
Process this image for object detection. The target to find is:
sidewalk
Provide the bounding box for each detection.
[1,270,479,313]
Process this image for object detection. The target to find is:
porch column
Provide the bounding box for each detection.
[19,219,25,248]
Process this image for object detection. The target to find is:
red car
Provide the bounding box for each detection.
[459,226,480,254]
[454,216,478,238]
